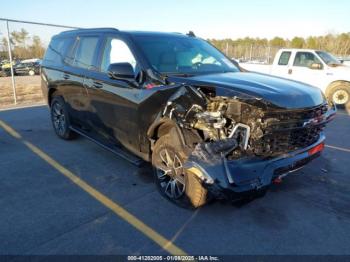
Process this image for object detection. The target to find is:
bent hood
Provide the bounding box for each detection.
[168,72,325,109]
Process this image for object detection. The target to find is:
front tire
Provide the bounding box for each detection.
[50,96,77,140]
[152,129,208,209]
[327,83,350,105]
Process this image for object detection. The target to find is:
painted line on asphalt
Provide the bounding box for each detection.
[326,144,350,153]
[0,119,187,256]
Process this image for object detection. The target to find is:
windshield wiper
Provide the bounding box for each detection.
[163,72,195,77]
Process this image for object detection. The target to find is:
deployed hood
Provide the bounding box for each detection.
[167,72,325,109]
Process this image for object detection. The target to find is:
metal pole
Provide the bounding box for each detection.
[249,44,253,61]
[5,20,17,104]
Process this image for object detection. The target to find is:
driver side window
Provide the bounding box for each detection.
[293,52,321,67]
[100,38,137,73]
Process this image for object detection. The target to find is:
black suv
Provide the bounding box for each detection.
[41,28,336,208]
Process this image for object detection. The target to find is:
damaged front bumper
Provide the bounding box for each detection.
[184,134,326,200]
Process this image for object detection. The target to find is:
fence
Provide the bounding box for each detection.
[220,44,283,64]
[0,18,79,107]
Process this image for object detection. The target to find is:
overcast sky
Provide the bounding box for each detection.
[0,0,349,42]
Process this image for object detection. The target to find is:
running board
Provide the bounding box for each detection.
[70,127,144,167]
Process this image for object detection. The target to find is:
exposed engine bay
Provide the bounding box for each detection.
[162,85,332,160]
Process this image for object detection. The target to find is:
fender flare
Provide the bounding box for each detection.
[147,117,187,150]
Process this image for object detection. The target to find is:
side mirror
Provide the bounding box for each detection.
[107,62,135,80]
[309,63,323,70]
[340,59,344,64]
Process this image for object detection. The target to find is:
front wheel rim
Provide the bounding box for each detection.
[52,102,66,136]
[156,148,186,199]
[333,89,349,104]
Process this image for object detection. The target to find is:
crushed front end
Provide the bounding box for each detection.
[161,85,337,200]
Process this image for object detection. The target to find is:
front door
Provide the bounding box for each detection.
[287,51,326,88]
[84,36,142,153]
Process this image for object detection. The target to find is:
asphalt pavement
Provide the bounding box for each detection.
[0,105,349,256]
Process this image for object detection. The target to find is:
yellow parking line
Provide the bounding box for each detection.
[0,120,187,256]
[326,144,350,153]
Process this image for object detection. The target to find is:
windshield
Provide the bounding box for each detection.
[316,51,341,65]
[133,35,239,75]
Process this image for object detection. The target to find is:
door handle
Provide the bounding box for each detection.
[288,69,293,74]
[93,81,103,89]
[63,73,70,80]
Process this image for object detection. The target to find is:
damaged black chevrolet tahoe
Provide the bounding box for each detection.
[41,28,336,208]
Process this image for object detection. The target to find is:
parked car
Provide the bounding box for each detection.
[240,49,350,105]
[0,60,15,77]
[14,59,41,76]
[0,65,10,77]
[41,29,335,208]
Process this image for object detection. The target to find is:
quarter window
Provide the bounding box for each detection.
[45,37,71,62]
[100,38,136,73]
[293,52,321,67]
[73,36,99,69]
[278,51,291,65]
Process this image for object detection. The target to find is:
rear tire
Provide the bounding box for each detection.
[152,129,208,209]
[50,96,77,140]
[327,83,350,105]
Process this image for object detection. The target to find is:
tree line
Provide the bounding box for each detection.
[1,28,350,62]
[209,33,350,59]
[0,28,46,60]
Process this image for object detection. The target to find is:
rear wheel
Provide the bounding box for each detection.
[327,83,350,105]
[50,96,77,140]
[152,129,208,209]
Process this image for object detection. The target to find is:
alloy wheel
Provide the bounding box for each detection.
[52,101,66,136]
[156,148,186,199]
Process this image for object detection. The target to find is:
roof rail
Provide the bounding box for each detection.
[78,27,119,31]
[59,27,119,35]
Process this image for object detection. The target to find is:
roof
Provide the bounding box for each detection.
[55,28,193,38]
[278,48,321,52]
[58,27,119,36]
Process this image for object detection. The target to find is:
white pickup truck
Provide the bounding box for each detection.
[240,49,350,105]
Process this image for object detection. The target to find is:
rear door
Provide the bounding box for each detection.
[271,51,293,79]
[63,35,101,128]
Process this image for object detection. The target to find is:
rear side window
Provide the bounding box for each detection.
[278,51,291,65]
[72,36,99,69]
